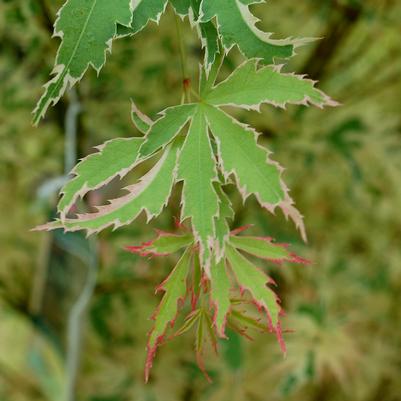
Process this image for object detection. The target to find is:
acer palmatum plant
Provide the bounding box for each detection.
[34,0,336,381]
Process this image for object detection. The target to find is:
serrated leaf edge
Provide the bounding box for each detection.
[33,0,134,125]
[37,144,180,235]
[205,106,307,241]
[58,137,143,219]
[206,59,339,111]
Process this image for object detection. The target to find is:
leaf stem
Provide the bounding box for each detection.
[174,13,191,103]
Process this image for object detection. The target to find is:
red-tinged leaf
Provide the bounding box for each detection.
[203,310,218,355]
[126,230,193,256]
[230,224,254,236]
[195,310,213,383]
[227,320,254,341]
[230,235,310,265]
[145,248,192,382]
[230,309,268,332]
[174,309,202,337]
[191,253,202,309]
[210,259,232,338]
[226,245,286,353]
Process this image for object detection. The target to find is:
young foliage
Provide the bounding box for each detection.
[126,227,308,378]
[145,247,192,381]
[34,0,335,381]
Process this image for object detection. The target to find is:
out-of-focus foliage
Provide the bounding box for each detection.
[1,0,400,400]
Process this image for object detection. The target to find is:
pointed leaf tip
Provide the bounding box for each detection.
[145,248,192,380]
[33,0,133,123]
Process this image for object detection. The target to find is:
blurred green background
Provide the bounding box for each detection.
[1,0,401,400]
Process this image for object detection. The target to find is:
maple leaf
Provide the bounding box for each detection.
[131,101,153,133]
[38,56,334,261]
[199,0,306,64]
[225,244,285,350]
[203,59,338,110]
[213,184,234,258]
[126,230,193,256]
[117,0,169,37]
[177,109,220,271]
[139,104,197,158]
[58,137,143,219]
[171,0,220,68]
[32,0,338,385]
[33,1,313,124]
[209,258,231,337]
[36,140,182,234]
[125,226,309,379]
[145,247,192,382]
[33,0,133,124]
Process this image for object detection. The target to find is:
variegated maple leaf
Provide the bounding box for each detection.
[36,58,334,271]
[33,0,133,125]
[126,227,309,380]
[33,0,337,382]
[33,0,311,123]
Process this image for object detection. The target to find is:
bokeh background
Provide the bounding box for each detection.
[1,0,401,400]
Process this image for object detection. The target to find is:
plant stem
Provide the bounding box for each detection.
[65,238,98,401]
[174,13,191,103]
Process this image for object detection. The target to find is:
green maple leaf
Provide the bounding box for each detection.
[145,247,192,382]
[230,235,309,264]
[139,104,197,158]
[58,137,143,219]
[170,0,191,15]
[199,0,304,64]
[173,0,220,67]
[213,184,234,256]
[37,140,182,234]
[177,109,220,269]
[225,245,282,334]
[117,0,169,37]
[33,0,133,124]
[210,258,231,337]
[131,101,153,133]
[127,226,308,377]
[127,231,193,256]
[32,0,337,383]
[38,57,334,260]
[204,59,338,109]
[33,0,308,124]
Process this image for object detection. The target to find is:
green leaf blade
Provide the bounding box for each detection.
[171,0,191,15]
[139,104,197,158]
[177,110,219,269]
[132,0,168,33]
[199,20,220,67]
[200,0,296,64]
[127,232,193,256]
[205,105,306,240]
[214,185,234,256]
[205,105,283,205]
[58,137,143,217]
[205,60,337,109]
[226,245,285,349]
[41,141,181,234]
[230,236,293,262]
[131,101,153,134]
[33,0,133,124]
[210,259,232,337]
[146,248,191,381]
